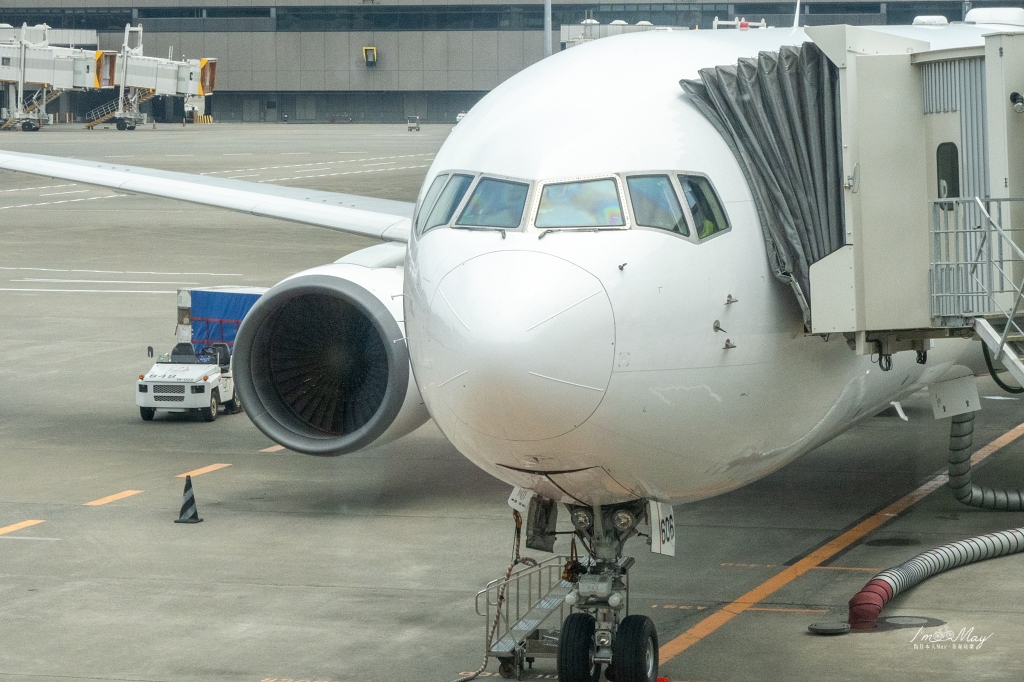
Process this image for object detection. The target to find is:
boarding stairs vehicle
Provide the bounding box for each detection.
[0,86,61,130]
[85,89,156,130]
[136,343,240,422]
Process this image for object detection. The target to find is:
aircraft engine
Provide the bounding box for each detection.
[233,263,428,456]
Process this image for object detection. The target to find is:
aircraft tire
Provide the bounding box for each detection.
[202,392,219,422]
[140,406,155,421]
[611,616,657,682]
[557,612,601,682]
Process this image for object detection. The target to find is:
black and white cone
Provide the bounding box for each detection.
[174,475,203,524]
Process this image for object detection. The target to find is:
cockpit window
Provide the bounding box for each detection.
[415,173,448,233]
[626,175,689,236]
[455,177,530,228]
[678,174,729,240]
[423,173,474,232]
[535,178,625,228]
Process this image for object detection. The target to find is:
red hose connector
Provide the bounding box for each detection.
[847,579,893,630]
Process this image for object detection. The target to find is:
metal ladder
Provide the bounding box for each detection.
[931,196,1024,386]
[475,556,572,678]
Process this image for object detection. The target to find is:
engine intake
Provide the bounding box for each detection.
[234,268,423,455]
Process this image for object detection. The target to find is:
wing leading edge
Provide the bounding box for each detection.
[0,150,412,243]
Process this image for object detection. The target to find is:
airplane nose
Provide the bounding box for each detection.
[425,250,615,441]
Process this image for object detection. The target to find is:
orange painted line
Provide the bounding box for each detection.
[659,419,1024,663]
[810,566,882,572]
[176,463,231,478]
[746,607,829,613]
[0,520,45,536]
[84,490,144,506]
[260,445,284,452]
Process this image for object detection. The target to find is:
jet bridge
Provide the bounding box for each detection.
[0,22,216,131]
[684,20,1024,386]
[804,23,1024,385]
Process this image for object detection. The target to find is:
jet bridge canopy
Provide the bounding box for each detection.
[681,42,845,327]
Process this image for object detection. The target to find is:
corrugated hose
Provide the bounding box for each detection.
[848,411,1024,629]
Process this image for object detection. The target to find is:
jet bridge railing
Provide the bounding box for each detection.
[931,197,1024,358]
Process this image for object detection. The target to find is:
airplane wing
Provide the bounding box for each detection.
[0,149,413,242]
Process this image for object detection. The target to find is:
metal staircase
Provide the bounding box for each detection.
[931,196,1024,386]
[0,88,63,129]
[476,555,571,677]
[84,89,156,129]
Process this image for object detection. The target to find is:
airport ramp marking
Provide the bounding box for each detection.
[84,490,144,506]
[0,520,45,536]
[0,289,177,294]
[659,419,1024,663]
[201,152,432,176]
[260,163,431,183]
[260,445,285,452]
[0,267,243,276]
[0,193,123,211]
[177,463,232,478]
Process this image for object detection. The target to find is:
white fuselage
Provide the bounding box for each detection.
[402,26,987,506]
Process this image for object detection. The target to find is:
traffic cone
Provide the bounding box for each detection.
[174,475,203,523]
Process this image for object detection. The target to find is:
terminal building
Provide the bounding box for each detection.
[0,1,982,123]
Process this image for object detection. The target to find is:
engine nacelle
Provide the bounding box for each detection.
[233,262,428,456]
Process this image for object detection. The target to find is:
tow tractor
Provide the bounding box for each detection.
[137,342,241,421]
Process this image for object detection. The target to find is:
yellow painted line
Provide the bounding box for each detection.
[84,490,144,506]
[260,445,284,452]
[176,463,231,478]
[0,520,45,536]
[659,419,1024,663]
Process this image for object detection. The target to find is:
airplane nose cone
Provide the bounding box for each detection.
[425,250,614,441]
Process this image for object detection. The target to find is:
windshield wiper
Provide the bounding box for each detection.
[450,225,507,239]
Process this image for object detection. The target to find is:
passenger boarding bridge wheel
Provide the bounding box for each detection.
[140,407,155,421]
[557,612,601,682]
[611,616,658,682]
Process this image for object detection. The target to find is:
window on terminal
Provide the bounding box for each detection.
[936,142,960,206]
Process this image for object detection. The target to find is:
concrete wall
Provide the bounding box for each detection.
[100,30,547,92]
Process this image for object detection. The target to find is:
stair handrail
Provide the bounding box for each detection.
[973,197,1024,264]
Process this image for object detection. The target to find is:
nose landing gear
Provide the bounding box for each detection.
[557,501,659,682]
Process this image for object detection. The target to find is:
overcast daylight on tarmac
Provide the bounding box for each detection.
[1,123,1024,682]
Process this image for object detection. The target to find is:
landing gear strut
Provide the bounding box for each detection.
[557,501,659,682]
